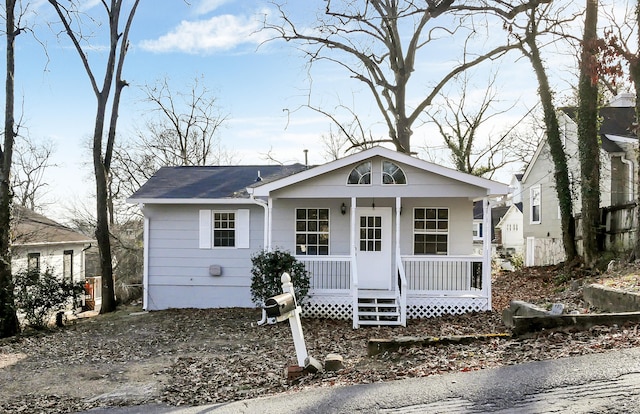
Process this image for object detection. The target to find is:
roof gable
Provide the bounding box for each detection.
[522,104,638,182]
[251,147,509,197]
[13,206,94,246]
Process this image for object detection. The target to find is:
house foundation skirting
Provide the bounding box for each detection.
[302,293,352,320]
[301,291,489,321]
[406,296,489,319]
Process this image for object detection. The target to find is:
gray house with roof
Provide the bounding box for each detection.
[521,94,638,266]
[128,147,508,327]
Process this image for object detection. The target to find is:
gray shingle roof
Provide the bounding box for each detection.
[129,164,308,200]
[13,206,94,246]
[561,106,637,152]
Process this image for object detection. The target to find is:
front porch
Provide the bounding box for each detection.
[298,254,490,328]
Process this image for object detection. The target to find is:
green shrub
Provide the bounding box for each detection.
[510,253,524,270]
[13,268,85,329]
[250,248,310,306]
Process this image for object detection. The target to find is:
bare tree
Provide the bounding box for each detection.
[507,1,580,263]
[0,0,21,337]
[427,72,530,178]
[11,135,56,211]
[577,0,601,267]
[48,0,141,313]
[315,104,380,160]
[265,0,551,154]
[137,76,231,167]
[111,76,233,220]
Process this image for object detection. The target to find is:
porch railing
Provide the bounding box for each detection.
[401,255,483,292]
[297,256,351,291]
[299,255,483,293]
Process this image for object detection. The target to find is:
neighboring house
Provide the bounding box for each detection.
[472,202,510,256]
[509,173,524,205]
[12,206,95,285]
[128,147,509,327]
[495,203,524,256]
[521,93,638,266]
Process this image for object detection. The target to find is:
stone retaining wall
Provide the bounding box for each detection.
[583,284,640,312]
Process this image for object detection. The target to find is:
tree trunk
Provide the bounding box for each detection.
[0,0,20,338]
[631,2,640,262]
[578,0,601,267]
[92,96,116,314]
[524,24,577,262]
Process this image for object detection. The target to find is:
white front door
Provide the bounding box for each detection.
[356,207,392,290]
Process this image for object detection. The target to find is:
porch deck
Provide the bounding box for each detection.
[298,255,490,323]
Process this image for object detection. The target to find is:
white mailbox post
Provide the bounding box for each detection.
[280,272,308,367]
[259,272,308,367]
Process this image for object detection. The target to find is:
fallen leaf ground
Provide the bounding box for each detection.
[1,264,640,413]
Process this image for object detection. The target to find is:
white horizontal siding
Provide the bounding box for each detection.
[146,285,254,310]
[144,204,264,309]
[12,243,88,283]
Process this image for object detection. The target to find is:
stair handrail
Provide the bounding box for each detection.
[396,248,407,327]
[351,255,359,329]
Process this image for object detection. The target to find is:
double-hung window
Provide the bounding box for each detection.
[28,252,41,273]
[414,208,448,255]
[213,212,235,247]
[472,222,483,240]
[199,209,250,249]
[295,208,330,255]
[530,186,541,224]
[63,250,73,283]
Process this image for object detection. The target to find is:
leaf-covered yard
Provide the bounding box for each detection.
[1,265,640,413]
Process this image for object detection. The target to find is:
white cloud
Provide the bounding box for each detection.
[195,0,232,15]
[139,11,271,55]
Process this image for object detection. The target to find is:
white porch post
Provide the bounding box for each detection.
[395,197,401,261]
[350,197,358,328]
[267,197,273,251]
[142,208,150,311]
[482,197,492,309]
[395,197,406,326]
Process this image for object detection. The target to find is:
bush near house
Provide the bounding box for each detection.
[250,248,310,306]
[13,268,85,329]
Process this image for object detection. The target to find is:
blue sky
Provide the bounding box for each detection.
[6,0,585,221]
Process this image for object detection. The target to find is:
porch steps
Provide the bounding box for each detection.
[356,290,402,326]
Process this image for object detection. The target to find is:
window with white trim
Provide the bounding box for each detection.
[295,208,330,255]
[63,250,73,283]
[530,186,541,224]
[213,212,235,247]
[382,161,407,184]
[199,209,250,249]
[28,252,40,273]
[472,222,483,240]
[347,162,371,185]
[414,208,448,255]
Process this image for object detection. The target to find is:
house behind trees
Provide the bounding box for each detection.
[521,94,638,266]
[12,206,95,291]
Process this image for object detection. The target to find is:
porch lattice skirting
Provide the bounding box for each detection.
[301,293,352,320]
[406,296,489,319]
[301,291,489,321]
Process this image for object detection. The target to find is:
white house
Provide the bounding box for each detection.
[495,203,524,256]
[12,206,95,285]
[128,147,509,327]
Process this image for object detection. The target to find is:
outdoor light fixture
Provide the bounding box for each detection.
[341,203,347,215]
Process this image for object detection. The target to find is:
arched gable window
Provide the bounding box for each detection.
[382,161,406,184]
[347,161,371,185]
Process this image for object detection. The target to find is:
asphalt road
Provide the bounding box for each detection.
[80,347,640,414]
